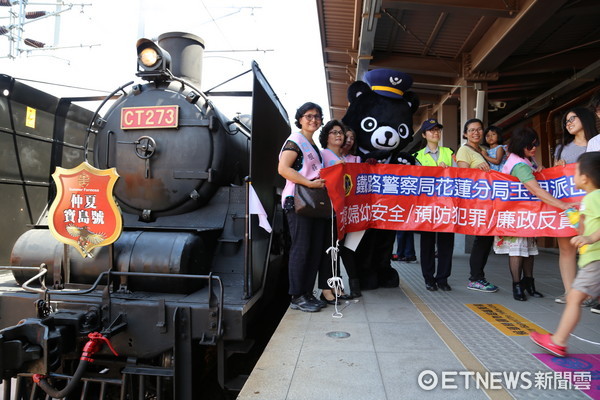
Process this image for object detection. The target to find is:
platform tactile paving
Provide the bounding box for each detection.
[393,259,591,400]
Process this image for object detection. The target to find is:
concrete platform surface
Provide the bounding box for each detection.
[238,234,600,400]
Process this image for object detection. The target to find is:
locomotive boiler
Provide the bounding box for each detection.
[0,31,290,399]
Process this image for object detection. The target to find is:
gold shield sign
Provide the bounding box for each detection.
[48,162,122,258]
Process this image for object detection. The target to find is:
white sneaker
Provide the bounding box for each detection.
[555,293,566,304]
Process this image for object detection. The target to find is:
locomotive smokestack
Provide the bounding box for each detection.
[157,32,205,86]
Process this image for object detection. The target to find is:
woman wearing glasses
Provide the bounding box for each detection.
[554,107,599,304]
[495,127,571,301]
[319,120,347,167]
[278,102,328,312]
[456,118,498,293]
[317,120,353,303]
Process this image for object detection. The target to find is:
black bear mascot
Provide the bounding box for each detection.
[342,69,420,290]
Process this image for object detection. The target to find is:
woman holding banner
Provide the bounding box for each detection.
[339,126,363,298]
[496,127,571,301]
[456,118,498,293]
[554,107,599,303]
[317,120,354,303]
[414,118,456,291]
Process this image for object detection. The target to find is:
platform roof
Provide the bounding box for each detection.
[316,0,600,127]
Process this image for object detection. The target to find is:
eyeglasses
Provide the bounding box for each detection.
[467,127,483,133]
[303,114,322,121]
[565,115,578,125]
[526,141,539,150]
[329,129,344,136]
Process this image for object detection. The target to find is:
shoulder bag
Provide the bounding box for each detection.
[294,184,332,218]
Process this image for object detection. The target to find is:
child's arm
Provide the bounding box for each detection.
[570,216,600,248]
[480,146,505,165]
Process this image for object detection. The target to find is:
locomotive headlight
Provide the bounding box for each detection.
[139,47,159,68]
[135,38,172,81]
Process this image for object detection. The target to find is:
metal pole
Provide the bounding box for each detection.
[243,176,252,299]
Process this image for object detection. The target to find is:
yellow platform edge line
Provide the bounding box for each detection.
[398,280,514,400]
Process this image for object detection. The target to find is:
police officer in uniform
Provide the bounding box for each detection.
[413,119,456,291]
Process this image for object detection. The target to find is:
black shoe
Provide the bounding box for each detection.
[337,292,353,300]
[307,293,327,308]
[319,292,337,305]
[512,282,527,301]
[521,277,543,298]
[438,282,452,291]
[405,256,417,263]
[349,278,362,298]
[290,295,321,312]
[425,282,438,291]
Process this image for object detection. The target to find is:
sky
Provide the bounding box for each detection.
[0,0,331,123]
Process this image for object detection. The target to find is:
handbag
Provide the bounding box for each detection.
[294,184,332,218]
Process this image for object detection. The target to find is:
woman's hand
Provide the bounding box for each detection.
[555,159,566,167]
[476,162,490,172]
[558,201,572,211]
[308,178,326,189]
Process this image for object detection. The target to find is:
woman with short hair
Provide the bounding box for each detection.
[456,118,497,292]
[277,102,329,312]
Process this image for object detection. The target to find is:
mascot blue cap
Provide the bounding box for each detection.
[364,69,413,99]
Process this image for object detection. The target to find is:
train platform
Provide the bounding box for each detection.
[238,234,600,400]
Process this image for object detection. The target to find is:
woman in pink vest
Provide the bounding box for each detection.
[317,120,347,303]
[494,127,571,301]
[278,102,328,312]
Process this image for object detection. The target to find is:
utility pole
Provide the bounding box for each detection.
[0,0,94,59]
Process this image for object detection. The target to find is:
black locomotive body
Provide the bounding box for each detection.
[0,32,290,399]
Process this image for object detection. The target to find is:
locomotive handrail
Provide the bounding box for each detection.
[4,265,225,304]
[9,265,225,340]
[84,80,134,161]
[166,72,213,109]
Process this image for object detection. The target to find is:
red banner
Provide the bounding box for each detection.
[320,163,583,238]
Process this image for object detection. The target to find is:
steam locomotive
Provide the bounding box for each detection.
[0,32,290,399]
